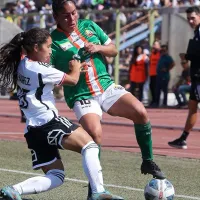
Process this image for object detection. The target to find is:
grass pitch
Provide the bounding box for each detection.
[0,140,200,199]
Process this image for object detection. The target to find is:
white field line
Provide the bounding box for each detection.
[0,168,200,199]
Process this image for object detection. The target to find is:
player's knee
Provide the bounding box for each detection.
[132,102,148,123]
[86,126,102,144]
[93,135,101,145]
[92,130,102,144]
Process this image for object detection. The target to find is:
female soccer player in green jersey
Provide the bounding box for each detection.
[51,0,166,198]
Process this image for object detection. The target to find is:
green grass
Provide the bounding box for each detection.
[0,140,200,200]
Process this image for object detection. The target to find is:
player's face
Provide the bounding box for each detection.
[36,36,52,63]
[54,2,78,33]
[187,12,200,29]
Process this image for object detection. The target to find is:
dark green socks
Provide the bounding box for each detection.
[134,121,153,160]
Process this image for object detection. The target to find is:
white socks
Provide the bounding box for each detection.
[13,169,65,195]
[81,141,105,193]
[13,141,104,196]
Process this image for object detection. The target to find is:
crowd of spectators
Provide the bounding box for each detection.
[0,0,145,32]
[0,0,199,34]
[0,1,54,31]
[1,0,200,30]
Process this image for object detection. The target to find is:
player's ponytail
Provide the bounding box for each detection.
[0,32,25,92]
[0,28,50,93]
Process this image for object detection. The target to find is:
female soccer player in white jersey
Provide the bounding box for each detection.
[0,28,123,200]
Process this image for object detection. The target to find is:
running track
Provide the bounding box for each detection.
[0,99,200,159]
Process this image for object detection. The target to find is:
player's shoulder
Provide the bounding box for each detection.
[37,62,53,68]
[51,28,57,36]
[26,60,52,70]
[51,28,64,40]
[30,62,54,76]
[78,19,95,27]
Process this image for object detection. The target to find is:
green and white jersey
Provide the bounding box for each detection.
[51,19,114,108]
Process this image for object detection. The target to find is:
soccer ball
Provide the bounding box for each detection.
[144,179,175,200]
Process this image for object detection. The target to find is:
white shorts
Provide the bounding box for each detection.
[73,84,129,121]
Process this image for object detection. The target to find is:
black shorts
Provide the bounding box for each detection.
[190,81,200,102]
[24,116,79,170]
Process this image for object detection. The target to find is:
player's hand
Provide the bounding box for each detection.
[69,60,86,72]
[84,42,99,54]
[80,64,88,73]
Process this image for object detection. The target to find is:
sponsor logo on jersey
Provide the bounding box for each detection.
[59,42,73,51]
[85,29,94,37]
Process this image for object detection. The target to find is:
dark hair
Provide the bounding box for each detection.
[0,28,50,92]
[186,6,200,14]
[131,45,144,65]
[52,0,75,14]
[161,44,168,50]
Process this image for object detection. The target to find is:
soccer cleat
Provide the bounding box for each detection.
[168,138,187,149]
[88,190,124,200]
[141,160,166,179]
[0,186,22,200]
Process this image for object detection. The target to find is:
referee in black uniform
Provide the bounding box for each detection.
[168,6,200,149]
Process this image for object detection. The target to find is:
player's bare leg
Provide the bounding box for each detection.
[108,93,165,179]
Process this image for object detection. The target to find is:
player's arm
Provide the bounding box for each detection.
[41,61,85,86]
[98,42,117,57]
[60,60,86,86]
[84,21,118,57]
[84,41,117,57]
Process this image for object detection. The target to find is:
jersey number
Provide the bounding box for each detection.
[80,100,91,105]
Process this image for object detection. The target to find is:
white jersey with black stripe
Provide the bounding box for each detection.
[17,57,66,132]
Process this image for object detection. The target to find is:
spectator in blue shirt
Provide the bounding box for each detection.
[155,44,175,107]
